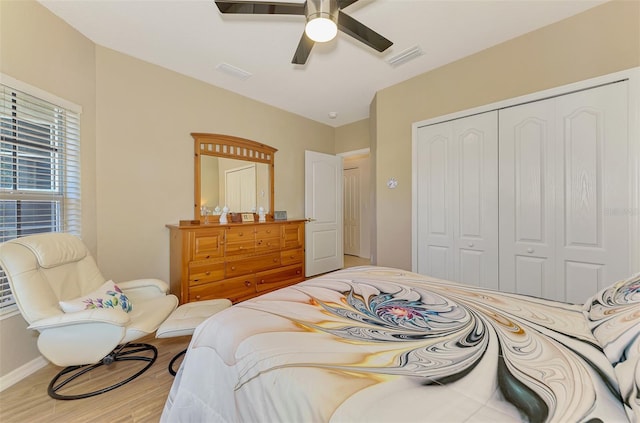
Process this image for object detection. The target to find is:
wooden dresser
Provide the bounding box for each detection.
[167,220,305,304]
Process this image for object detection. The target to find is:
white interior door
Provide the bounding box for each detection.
[416,111,498,288]
[416,121,455,280]
[225,164,256,211]
[452,113,499,289]
[555,82,629,303]
[499,81,629,302]
[343,167,360,256]
[499,99,557,299]
[305,151,344,277]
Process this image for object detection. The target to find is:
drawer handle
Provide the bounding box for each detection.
[205,271,211,276]
[231,266,236,271]
[206,255,211,259]
[290,255,295,259]
[259,279,265,284]
[296,270,301,275]
[266,229,271,234]
[257,240,263,245]
[244,280,251,287]
[195,295,201,300]
[273,258,278,262]
[527,248,534,254]
[239,233,244,237]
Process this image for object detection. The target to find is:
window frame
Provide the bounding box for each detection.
[0,74,82,318]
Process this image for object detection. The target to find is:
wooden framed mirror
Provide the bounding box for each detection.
[193,133,277,222]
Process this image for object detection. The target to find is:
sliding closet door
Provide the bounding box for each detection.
[500,82,629,302]
[416,112,498,288]
[554,82,629,303]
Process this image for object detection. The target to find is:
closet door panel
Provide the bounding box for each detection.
[416,124,454,280]
[452,113,498,289]
[499,101,555,297]
[515,256,546,298]
[556,82,629,303]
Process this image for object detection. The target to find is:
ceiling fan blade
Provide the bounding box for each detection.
[337,11,392,52]
[337,0,360,9]
[215,1,305,15]
[291,32,315,65]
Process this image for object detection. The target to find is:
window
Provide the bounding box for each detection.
[0,77,81,315]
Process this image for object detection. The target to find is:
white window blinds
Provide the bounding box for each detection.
[0,79,81,313]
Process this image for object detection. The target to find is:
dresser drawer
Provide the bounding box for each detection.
[226,253,281,277]
[188,275,255,303]
[192,228,225,260]
[282,223,304,249]
[280,248,304,266]
[225,227,255,243]
[255,225,281,238]
[255,237,281,253]
[188,261,225,286]
[256,264,304,293]
[225,240,255,256]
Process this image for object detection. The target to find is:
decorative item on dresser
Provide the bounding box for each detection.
[167,220,305,304]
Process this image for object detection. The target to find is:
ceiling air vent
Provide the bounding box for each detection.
[386,45,424,68]
[215,63,252,80]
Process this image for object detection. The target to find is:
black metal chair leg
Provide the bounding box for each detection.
[168,349,187,376]
[48,342,158,400]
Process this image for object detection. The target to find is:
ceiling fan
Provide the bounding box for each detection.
[214,0,393,65]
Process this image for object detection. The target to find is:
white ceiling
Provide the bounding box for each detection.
[39,0,607,127]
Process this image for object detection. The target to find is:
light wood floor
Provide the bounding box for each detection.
[0,256,370,423]
[343,254,370,268]
[0,335,190,423]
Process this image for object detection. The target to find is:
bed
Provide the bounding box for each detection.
[161,266,640,422]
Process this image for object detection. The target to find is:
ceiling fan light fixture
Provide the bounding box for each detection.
[305,16,337,42]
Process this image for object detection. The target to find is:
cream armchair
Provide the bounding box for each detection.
[0,232,178,400]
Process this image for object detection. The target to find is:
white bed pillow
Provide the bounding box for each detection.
[583,272,640,366]
[59,280,133,313]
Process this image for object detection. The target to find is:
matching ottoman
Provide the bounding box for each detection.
[156,299,232,375]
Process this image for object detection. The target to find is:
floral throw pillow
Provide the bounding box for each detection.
[583,272,640,366]
[59,280,133,313]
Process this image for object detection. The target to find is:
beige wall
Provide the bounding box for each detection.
[95,47,334,283]
[372,0,640,270]
[335,118,370,154]
[0,0,334,379]
[0,0,97,378]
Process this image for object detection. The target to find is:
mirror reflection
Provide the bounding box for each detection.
[200,156,270,214]
[192,133,276,221]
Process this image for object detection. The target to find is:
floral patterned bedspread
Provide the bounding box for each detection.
[161,266,634,422]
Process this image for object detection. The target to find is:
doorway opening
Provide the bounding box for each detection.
[340,149,371,267]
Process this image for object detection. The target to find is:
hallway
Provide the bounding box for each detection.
[343,254,370,268]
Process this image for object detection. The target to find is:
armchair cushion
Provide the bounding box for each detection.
[59,280,133,313]
[14,232,87,268]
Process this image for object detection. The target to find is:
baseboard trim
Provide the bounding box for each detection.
[0,356,49,392]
